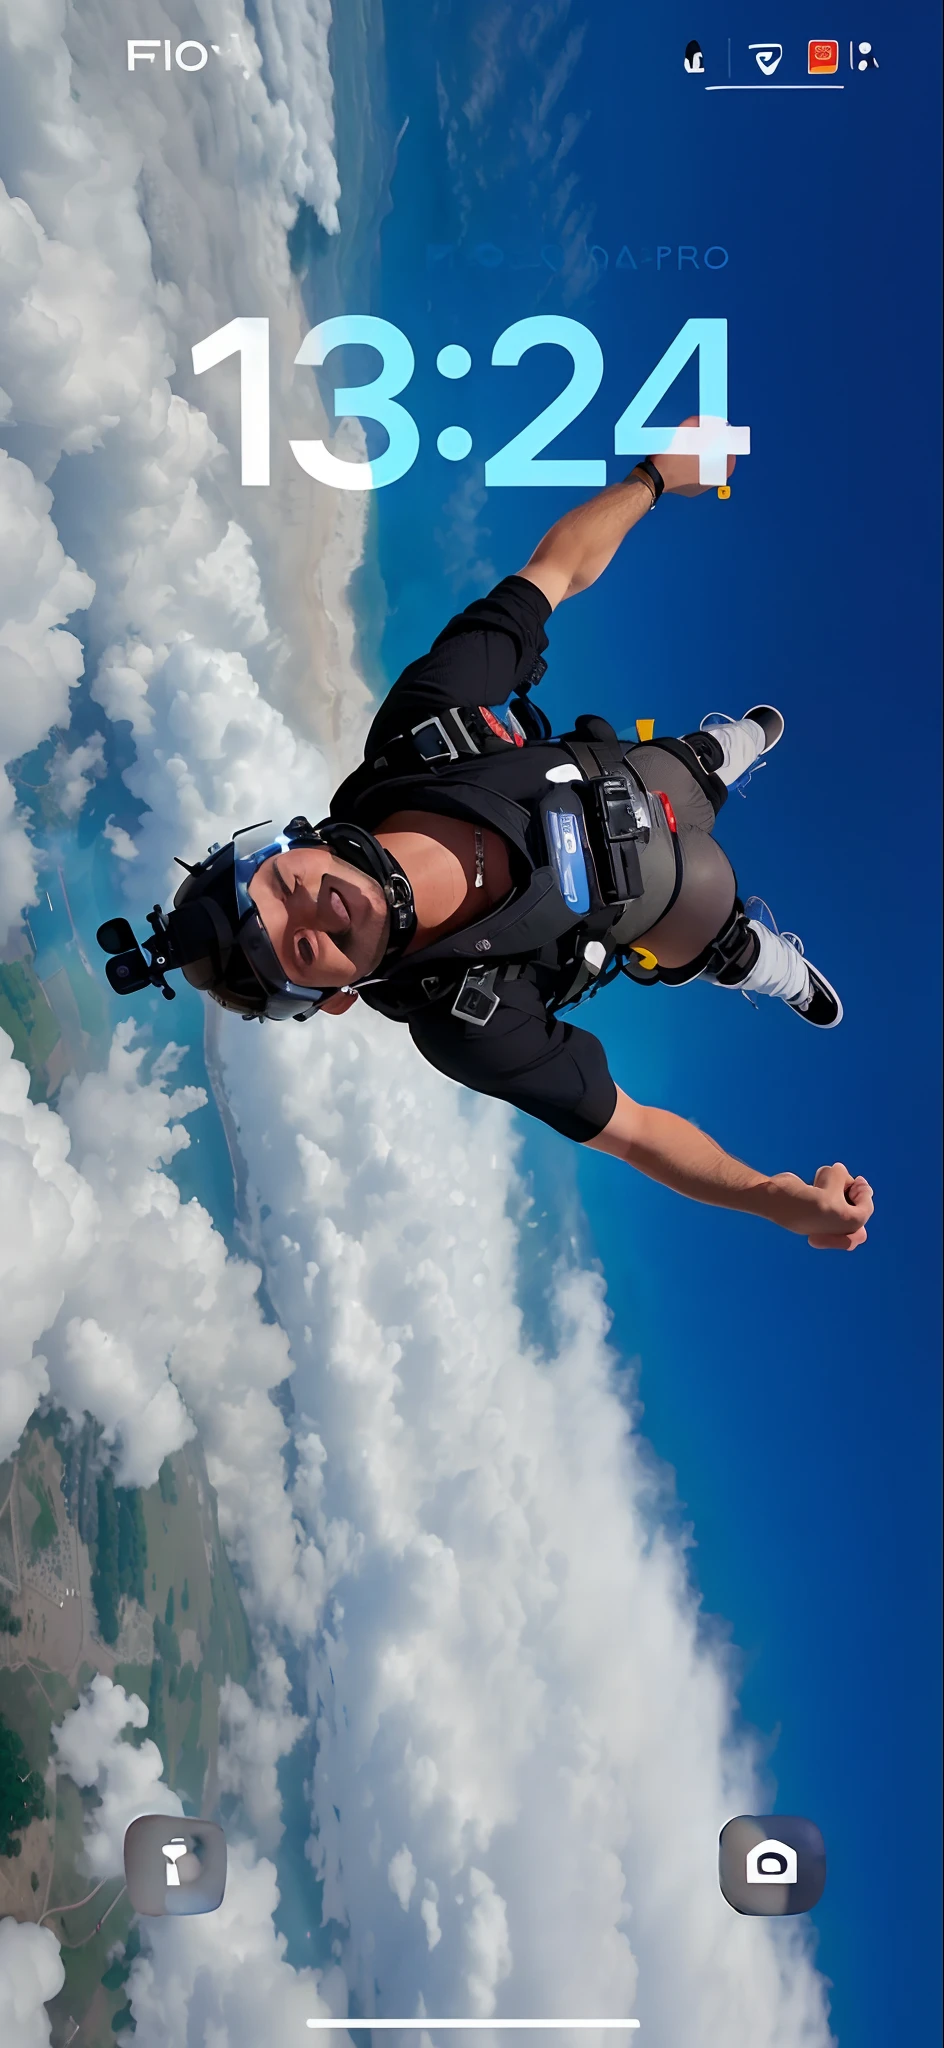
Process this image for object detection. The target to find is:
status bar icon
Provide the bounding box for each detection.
[808,40,840,73]
[750,43,783,77]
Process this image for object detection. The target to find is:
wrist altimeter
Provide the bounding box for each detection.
[625,457,665,505]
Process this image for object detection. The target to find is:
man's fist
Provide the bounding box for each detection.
[806,1163,874,1250]
[651,414,737,497]
[765,1162,874,1249]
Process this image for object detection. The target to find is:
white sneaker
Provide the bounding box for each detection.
[699,706,785,792]
[741,898,843,1028]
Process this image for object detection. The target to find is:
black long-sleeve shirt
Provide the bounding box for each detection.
[338,576,619,1143]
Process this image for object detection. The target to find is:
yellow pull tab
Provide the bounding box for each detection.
[635,718,655,743]
[631,946,659,970]
[717,485,731,499]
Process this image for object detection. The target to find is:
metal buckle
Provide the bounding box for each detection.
[449,709,482,753]
[411,715,458,764]
[596,775,650,842]
[450,966,500,1026]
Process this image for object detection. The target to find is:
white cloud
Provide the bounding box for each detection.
[525,24,589,155]
[219,1646,305,1850]
[125,1840,348,2048]
[92,631,331,905]
[0,1920,64,2048]
[0,450,94,941]
[463,1867,512,2017]
[103,815,138,861]
[35,1027,205,1486]
[1,1020,327,1633]
[0,0,367,959]
[49,1025,324,1627]
[51,1677,350,2048]
[420,1890,442,1951]
[0,0,370,759]
[47,730,105,817]
[251,0,342,225]
[58,1314,195,1486]
[215,1002,835,2046]
[462,11,510,131]
[388,1843,417,1911]
[0,1026,97,1457]
[53,1673,183,1879]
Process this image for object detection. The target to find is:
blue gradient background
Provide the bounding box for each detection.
[335,5,941,2037]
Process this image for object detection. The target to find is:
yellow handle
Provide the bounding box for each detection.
[634,718,655,743]
[631,946,659,971]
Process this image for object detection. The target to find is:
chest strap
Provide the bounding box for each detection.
[372,684,549,777]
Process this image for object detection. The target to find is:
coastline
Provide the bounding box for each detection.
[202,1004,246,1235]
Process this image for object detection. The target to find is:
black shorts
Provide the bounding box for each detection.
[629,740,737,970]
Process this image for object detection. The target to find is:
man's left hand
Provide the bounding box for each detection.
[764,1163,874,1249]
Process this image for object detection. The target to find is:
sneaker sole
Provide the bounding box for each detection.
[744,705,785,752]
[787,958,843,1028]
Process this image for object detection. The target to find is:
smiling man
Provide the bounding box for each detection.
[99,427,872,1251]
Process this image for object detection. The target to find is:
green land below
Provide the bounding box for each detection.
[0,1419,254,2047]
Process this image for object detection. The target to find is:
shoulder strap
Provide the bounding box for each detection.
[558,715,630,781]
[370,696,537,778]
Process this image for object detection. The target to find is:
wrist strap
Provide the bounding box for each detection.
[626,457,664,504]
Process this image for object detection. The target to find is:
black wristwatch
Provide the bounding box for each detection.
[626,456,665,504]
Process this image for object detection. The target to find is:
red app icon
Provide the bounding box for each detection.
[808,40,840,73]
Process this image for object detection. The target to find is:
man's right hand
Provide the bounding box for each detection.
[587,1092,873,1250]
[762,1164,874,1250]
[652,413,737,497]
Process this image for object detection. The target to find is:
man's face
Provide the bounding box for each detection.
[248,846,390,988]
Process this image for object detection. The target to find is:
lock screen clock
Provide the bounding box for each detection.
[192,313,749,490]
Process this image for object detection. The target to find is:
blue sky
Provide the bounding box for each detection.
[363,4,942,2036]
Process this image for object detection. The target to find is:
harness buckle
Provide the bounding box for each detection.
[411,715,459,765]
[593,774,651,844]
[585,773,650,904]
[451,965,501,1026]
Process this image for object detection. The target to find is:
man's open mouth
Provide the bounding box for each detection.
[324,884,352,936]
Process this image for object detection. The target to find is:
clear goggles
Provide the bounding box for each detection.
[231,821,339,1017]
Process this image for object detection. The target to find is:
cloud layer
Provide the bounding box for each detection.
[218,997,833,2047]
[0,449,93,940]
[47,1673,341,2048]
[0,1921,65,2048]
[1,1020,326,1633]
[52,1673,184,1878]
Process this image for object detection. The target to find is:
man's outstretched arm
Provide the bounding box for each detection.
[585,1087,873,1251]
[515,413,735,609]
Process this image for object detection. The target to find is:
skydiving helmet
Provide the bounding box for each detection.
[95,816,417,1021]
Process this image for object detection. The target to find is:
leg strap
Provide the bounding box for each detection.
[629,733,728,816]
[699,902,761,984]
[658,900,760,987]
